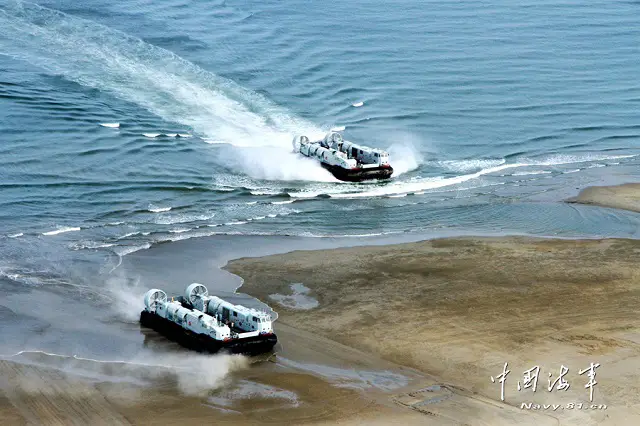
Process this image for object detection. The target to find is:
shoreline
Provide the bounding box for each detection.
[225,235,640,425]
[5,204,640,423]
[567,182,640,214]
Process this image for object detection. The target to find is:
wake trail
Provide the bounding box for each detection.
[0,1,330,181]
[286,153,636,199]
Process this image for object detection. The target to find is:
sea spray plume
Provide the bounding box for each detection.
[385,131,426,176]
[103,273,147,322]
[387,142,423,177]
[99,275,255,394]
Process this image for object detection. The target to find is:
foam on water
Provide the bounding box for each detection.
[72,241,116,250]
[215,146,337,182]
[2,0,639,250]
[112,243,151,258]
[42,226,81,236]
[148,206,171,213]
[439,158,506,173]
[142,132,188,138]
[0,1,329,182]
[116,232,140,239]
[152,211,216,225]
[535,153,635,166]
[286,152,635,199]
[99,122,120,128]
[512,170,552,176]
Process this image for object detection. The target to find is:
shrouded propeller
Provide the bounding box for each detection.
[185,283,209,304]
[143,289,167,311]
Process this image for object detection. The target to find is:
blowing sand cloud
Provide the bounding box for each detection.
[4,350,249,397]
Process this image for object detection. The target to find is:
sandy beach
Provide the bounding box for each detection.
[568,183,640,213]
[226,237,640,425]
[4,0,640,424]
[2,235,640,425]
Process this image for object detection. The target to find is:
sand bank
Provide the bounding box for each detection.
[3,236,640,425]
[568,182,640,213]
[0,347,426,426]
[226,237,640,425]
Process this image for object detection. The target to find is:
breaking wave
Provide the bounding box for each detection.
[42,226,81,236]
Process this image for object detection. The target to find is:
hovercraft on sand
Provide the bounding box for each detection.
[140,283,277,355]
[292,131,393,182]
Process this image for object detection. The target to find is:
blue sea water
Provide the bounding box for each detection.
[2,0,640,283]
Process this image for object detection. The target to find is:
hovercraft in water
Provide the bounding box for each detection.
[140,283,277,355]
[292,131,393,182]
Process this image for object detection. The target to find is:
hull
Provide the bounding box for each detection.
[140,310,277,355]
[321,163,393,182]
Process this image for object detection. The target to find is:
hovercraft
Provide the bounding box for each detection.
[292,131,393,182]
[140,283,277,355]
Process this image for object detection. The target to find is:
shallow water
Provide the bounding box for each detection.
[2,0,640,256]
[1,0,640,383]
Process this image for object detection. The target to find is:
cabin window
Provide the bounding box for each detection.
[252,316,258,322]
[374,153,378,157]
[359,150,363,154]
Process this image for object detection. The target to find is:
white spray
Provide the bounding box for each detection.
[215,145,338,182]
[4,350,249,398]
[0,2,330,180]
[103,272,147,323]
[386,132,426,176]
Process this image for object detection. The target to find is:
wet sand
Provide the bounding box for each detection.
[0,329,437,425]
[568,183,640,213]
[226,237,640,425]
[3,236,640,425]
